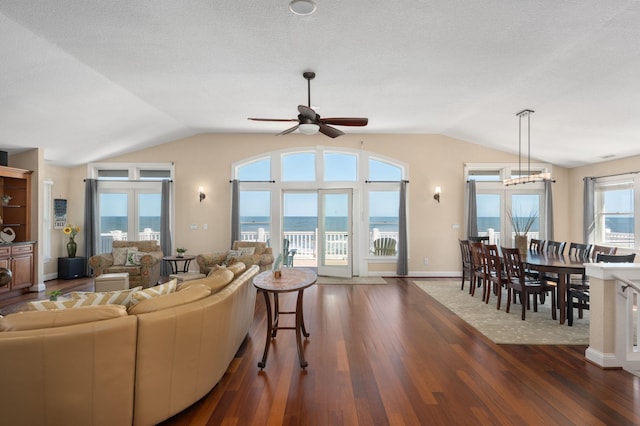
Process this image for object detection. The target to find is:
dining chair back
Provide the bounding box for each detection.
[483,244,508,309]
[529,239,545,253]
[469,242,487,298]
[545,240,566,255]
[591,244,617,260]
[568,252,635,326]
[469,236,490,244]
[568,242,592,259]
[458,239,473,292]
[596,253,636,263]
[501,246,556,320]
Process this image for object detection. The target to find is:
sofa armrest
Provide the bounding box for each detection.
[89,253,115,276]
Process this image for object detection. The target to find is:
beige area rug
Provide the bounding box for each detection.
[317,276,386,285]
[413,280,589,345]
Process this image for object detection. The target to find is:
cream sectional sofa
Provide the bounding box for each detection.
[0,263,259,426]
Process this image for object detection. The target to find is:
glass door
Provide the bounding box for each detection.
[318,189,352,278]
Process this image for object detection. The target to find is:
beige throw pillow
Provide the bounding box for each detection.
[127,284,211,315]
[69,286,143,307]
[129,279,177,306]
[113,246,135,266]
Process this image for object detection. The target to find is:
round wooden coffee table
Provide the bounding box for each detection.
[253,268,317,369]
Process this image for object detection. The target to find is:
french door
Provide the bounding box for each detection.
[282,189,353,277]
[317,189,352,278]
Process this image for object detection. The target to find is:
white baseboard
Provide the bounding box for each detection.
[585,347,621,368]
[29,282,46,292]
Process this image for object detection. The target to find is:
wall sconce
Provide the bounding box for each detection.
[434,186,441,203]
[198,186,206,203]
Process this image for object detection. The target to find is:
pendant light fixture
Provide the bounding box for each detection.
[503,109,553,186]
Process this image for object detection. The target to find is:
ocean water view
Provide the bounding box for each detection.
[478,216,633,233]
[241,216,399,232]
[101,216,160,232]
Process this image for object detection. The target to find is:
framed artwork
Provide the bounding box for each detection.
[54,198,67,229]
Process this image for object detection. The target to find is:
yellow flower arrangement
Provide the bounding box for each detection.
[63,224,80,239]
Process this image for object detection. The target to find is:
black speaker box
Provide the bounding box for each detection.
[0,151,7,167]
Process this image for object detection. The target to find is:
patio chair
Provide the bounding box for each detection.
[283,238,297,267]
[372,237,397,256]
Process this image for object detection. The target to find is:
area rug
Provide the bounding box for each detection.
[317,276,386,285]
[413,280,589,345]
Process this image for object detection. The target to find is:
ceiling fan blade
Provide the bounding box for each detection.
[248,118,298,122]
[277,124,300,136]
[297,105,317,120]
[319,123,344,138]
[320,117,368,127]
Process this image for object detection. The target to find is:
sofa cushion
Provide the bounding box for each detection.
[0,305,128,331]
[69,286,143,307]
[127,284,211,315]
[113,246,134,266]
[178,269,234,294]
[130,279,177,306]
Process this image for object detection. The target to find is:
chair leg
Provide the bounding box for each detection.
[519,290,526,320]
[550,290,556,320]
[567,293,574,326]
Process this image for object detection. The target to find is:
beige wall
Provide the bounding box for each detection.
[67,132,536,275]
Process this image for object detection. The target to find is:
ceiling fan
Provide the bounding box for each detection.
[248,71,368,138]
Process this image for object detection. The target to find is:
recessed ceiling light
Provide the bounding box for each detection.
[289,0,316,16]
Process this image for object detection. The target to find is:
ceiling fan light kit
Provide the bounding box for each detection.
[248,71,368,138]
[289,0,317,16]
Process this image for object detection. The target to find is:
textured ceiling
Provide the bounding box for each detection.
[1,1,640,167]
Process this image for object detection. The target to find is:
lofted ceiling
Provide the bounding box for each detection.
[1,1,640,167]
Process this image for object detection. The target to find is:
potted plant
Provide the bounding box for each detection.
[507,207,538,256]
[48,290,63,301]
[1,195,12,206]
[176,247,187,258]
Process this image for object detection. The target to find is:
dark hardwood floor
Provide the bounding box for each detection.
[2,276,639,425]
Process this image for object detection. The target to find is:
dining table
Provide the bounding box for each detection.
[523,252,592,325]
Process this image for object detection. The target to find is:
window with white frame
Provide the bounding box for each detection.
[88,163,173,254]
[594,177,636,248]
[233,147,407,267]
[465,163,550,247]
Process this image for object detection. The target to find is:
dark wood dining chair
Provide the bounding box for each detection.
[567,252,636,326]
[529,239,545,253]
[545,240,566,255]
[568,242,591,259]
[469,242,487,298]
[484,244,508,309]
[458,239,473,292]
[469,236,490,244]
[502,246,556,320]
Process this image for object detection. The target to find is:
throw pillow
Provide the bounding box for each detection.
[127,284,211,315]
[69,286,143,308]
[125,250,149,266]
[224,250,243,265]
[207,264,226,277]
[129,279,177,306]
[238,246,256,256]
[0,305,127,331]
[113,246,135,266]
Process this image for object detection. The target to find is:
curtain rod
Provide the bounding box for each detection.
[229,180,275,183]
[365,180,409,183]
[83,179,172,182]
[590,170,640,180]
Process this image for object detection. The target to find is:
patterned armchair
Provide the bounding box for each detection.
[88,240,163,288]
[197,241,274,274]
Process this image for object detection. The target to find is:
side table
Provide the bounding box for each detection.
[162,255,196,274]
[253,268,317,370]
[58,257,86,279]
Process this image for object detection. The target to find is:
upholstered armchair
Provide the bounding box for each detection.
[197,241,274,274]
[89,240,163,288]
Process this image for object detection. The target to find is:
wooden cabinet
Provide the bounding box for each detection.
[0,244,34,292]
[0,165,32,243]
[0,166,34,296]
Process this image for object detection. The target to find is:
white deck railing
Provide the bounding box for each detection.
[613,274,640,377]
